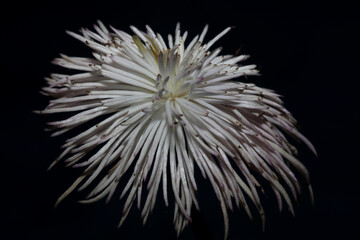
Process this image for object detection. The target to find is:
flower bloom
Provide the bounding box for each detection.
[39,21,316,238]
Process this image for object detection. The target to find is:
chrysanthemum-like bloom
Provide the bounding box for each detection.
[39,21,316,239]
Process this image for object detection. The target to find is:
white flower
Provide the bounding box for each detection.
[39,21,316,239]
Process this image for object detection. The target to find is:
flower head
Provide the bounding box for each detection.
[39,21,316,238]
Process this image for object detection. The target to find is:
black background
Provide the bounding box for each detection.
[2,0,359,239]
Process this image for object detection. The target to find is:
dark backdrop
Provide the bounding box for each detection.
[2,1,359,239]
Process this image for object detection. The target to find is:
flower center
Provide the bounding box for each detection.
[152,74,190,102]
[152,45,193,102]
